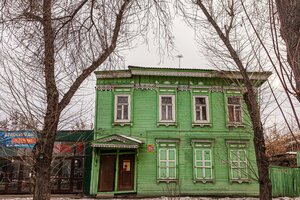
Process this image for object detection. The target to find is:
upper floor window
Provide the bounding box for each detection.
[193,96,209,123]
[159,95,175,122]
[114,95,130,122]
[227,96,242,123]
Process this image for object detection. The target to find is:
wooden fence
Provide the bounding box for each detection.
[270,166,300,197]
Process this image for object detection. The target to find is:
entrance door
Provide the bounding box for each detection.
[118,154,135,191]
[98,155,116,192]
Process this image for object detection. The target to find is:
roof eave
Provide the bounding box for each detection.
[95,67,272,82]
[220,71,272,82]
[95,70,132,79]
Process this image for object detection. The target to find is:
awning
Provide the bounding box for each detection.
[91,134,143,149]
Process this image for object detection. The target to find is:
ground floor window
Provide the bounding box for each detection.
[191,140,214,182]
[156,139,179,181]
[0,141,87,194]
[51,156,85,193]
[0,158,32,193]
[158,148,176,179]
[194,147,213,180]
[0,155,86,194]
[227,141,248,182]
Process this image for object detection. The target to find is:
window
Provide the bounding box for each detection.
[228,142,248,182]
[193,96,209,123]
[157,142,177,180]
[192,141,213,182]
[53,142,85,156]
[114,95,130,122]
[159,95,175,122]
[227,96,242,123]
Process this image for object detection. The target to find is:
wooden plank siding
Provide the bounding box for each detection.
[270,166,300,197]
[90,67,271,196]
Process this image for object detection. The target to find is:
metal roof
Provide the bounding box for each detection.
[128,65,216,71]
[95,66,272,81]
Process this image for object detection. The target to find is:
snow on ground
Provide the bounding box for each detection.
[1,196,300,200]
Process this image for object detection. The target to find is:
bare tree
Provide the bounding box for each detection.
[0,111,38,131]
[238,0,300,136]
[0,0,173,199]
[180,1,272,199]
[274,0,300,102]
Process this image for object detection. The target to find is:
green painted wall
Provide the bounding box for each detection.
[91,71,259,196]
[297,151,300,167]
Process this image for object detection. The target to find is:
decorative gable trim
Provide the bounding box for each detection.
[156,138,180,143]
[92,134,143,149]
[93,144,139,148]
[225,139,249,148]
[191,139,215,144]
[95,84,245,93]
[96,85,115,91]
[134,83,156,90]
[209,86,224,93]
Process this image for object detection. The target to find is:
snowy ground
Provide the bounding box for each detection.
[0,196,299,200]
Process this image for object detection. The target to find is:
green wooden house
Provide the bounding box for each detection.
[90,66,271,196]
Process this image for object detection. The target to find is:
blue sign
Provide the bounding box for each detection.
[0,130,37,148]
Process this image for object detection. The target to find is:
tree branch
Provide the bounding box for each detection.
[58,0,131,112]
[54,0,89,38]
[23,12,43,22]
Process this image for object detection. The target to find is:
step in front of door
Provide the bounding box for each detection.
[96,193,114,198]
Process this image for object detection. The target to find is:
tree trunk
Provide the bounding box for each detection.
[195,2,273,198]
[244,91,272,200]
[32,115,59,200]
[32,0,59,198]
[275,0,300,102]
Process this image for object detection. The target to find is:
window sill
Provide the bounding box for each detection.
[157,122,177,127]
[112,122,133,127]
[193,179,214,183]
[227,123,245,128]
[192,123,212,128]
[157,179,178,183]
[230,179,250,184]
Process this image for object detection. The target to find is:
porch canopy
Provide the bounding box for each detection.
[91,134,143,149]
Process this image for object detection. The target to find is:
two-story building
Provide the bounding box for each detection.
[90,66,271,196]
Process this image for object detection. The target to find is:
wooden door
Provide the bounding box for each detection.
[118,154,135,191]
[98,155,116,192]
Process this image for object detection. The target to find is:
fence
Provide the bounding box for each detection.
[270,166,300,197]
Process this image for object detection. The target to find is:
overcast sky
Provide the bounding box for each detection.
[123,17,210,69]
[1,13,297,133]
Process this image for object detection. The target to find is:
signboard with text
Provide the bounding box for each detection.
[0,130,37,148]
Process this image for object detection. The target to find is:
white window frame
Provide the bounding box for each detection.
[194,148,213,180]
[158,147,177,179]
[229,149,248,180]
[227,96,243,124]
[159,95,175,122]
[114,94,131,122]
[193,96,210,123]
[158,146,177,180]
